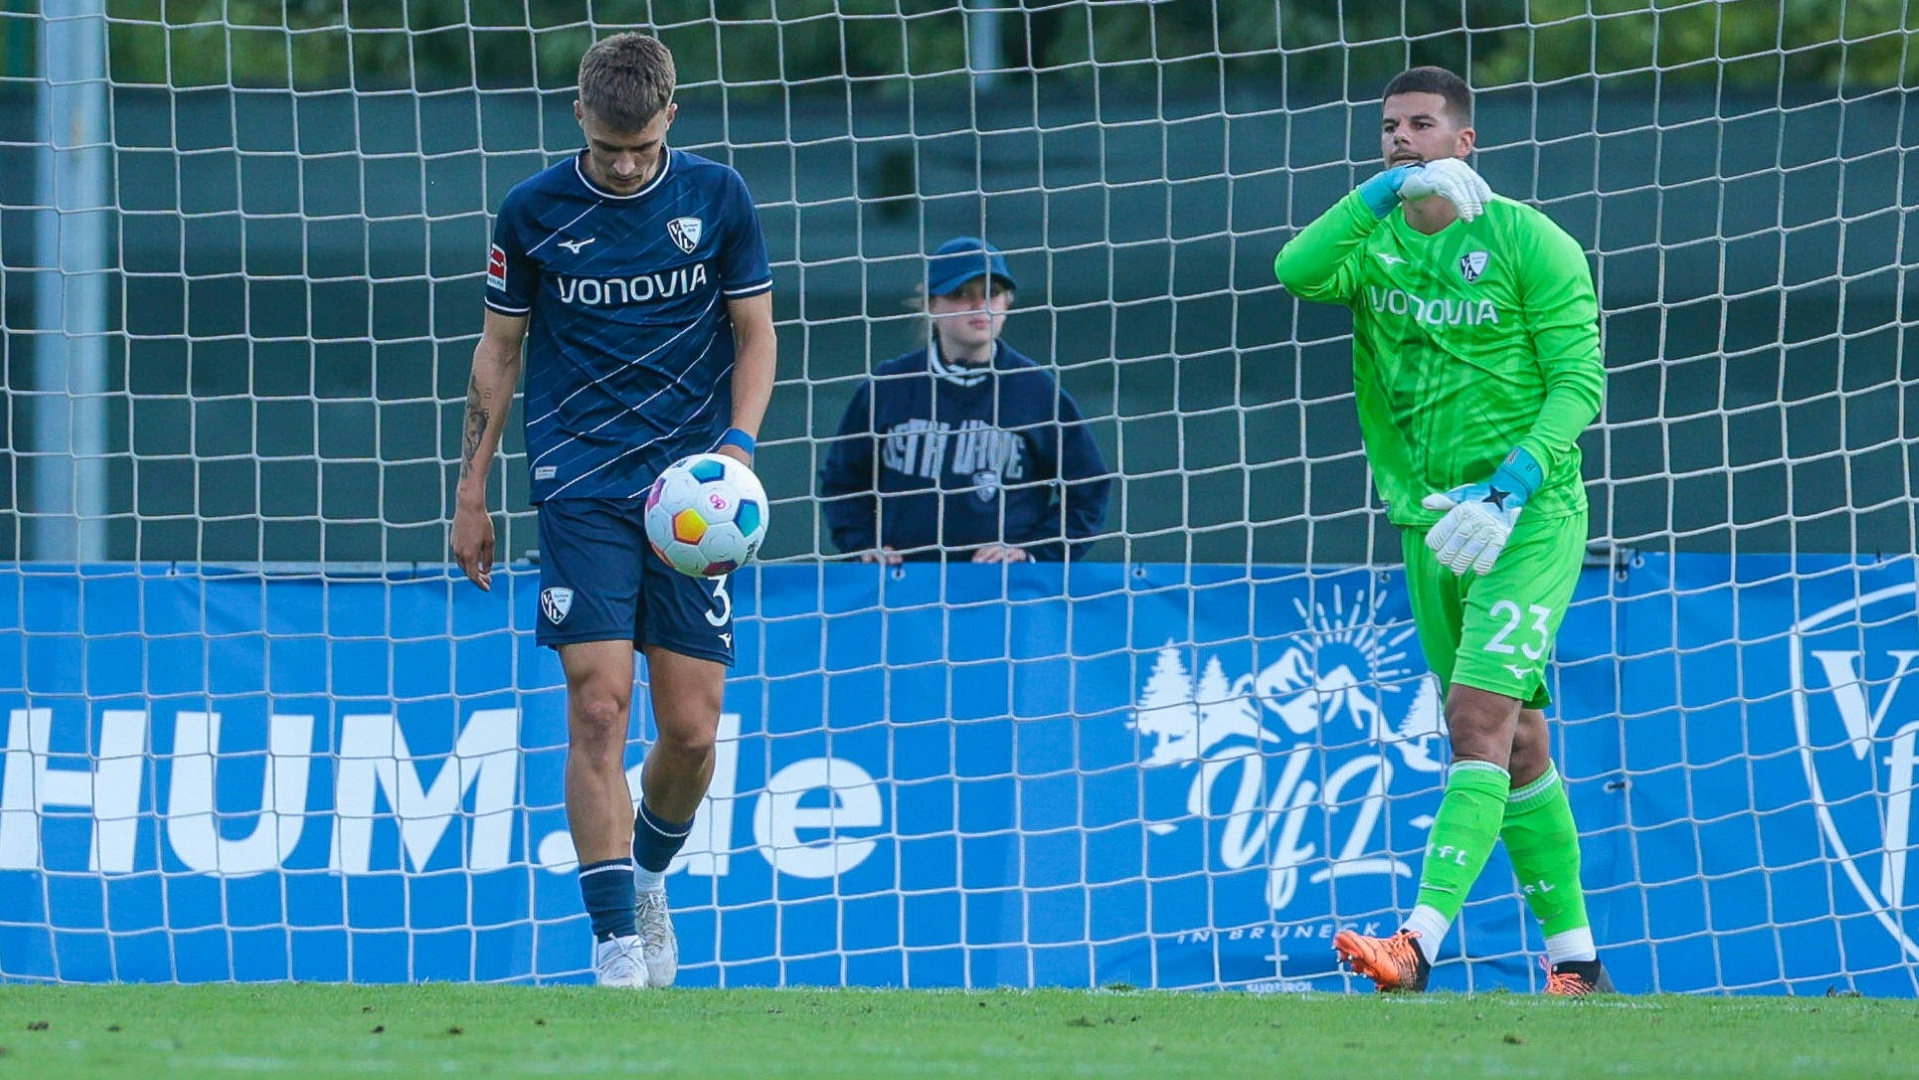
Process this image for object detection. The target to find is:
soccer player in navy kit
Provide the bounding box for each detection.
[818,237,1109,563]
[450,33,776,988]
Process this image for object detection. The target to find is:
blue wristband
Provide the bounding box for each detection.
[718,427,756,455]
[1489,446,1544,507]
[1357,164,1418,219]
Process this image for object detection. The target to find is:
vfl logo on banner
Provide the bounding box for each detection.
[541,587,574,625]
[667,216,703,254]
[1793,582,1919,961]
[487,244,508,290]
[1458,250,1489,282]
[1130,586,1446,913]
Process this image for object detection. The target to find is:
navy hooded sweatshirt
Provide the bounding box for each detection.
[818,341,1110,561]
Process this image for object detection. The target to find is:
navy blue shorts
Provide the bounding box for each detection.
[535,498,735,665]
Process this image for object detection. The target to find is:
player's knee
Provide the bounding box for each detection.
[654,717,716,762]
[647,669,723,762]
[568,688,631,746]
[1445,700,1515,766]
[1508,712,1550,776]
[1511,715,1545,754]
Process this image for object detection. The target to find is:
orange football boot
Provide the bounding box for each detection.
[1333,928,1431,992]
[1542,956,1616,996]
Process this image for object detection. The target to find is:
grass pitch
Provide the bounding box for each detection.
[1,984,1915,1079]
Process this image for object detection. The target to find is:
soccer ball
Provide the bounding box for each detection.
[644,453,770,578]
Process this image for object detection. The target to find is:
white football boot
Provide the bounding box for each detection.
[635,890,679,987]
[593,933,649,988]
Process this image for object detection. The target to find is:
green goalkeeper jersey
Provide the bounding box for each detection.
[1274,188,1604,528]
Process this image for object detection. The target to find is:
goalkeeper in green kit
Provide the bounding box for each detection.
[1274,66,1612,995]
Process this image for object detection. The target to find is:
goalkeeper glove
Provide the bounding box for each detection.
[1400,158,1493,221]
[1356,163,1418,218]
[1359,158,1493,222]
[1421,446,1545,576]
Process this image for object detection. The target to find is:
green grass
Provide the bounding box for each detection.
[1,984,1916,1079]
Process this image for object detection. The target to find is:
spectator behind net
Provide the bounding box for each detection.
[819,237,1111,564]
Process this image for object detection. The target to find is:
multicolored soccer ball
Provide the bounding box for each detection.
[644,453,770,578]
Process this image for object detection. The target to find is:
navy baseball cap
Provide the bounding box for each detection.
[926,237,1018,297]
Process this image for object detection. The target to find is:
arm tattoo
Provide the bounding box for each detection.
[460,376,490,482]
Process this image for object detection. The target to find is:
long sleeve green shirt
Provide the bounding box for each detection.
[1274,189,1605,528]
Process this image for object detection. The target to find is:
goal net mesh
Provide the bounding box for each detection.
[3,0,1917,993]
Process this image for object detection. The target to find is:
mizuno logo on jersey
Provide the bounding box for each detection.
[1364,286,1501,326]
[487,244,508,290]
[558,236,596,254]
[667,216,703,254]
[1374,252,1406,266]
[556,262,710,306]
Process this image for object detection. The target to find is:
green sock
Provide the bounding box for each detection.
[1412,760,1511,923]
[1500,764,1594,950]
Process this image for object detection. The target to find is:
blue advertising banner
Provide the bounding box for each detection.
[1,557,1916,994]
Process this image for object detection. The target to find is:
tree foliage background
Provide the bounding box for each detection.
[1,0,1912,93]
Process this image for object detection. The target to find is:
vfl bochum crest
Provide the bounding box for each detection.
[541,587,574,624]
[668,216,703,254]
[1458,250,1489,282]
[1792,581,1919,961]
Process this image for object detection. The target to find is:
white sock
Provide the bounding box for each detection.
[1544,927,1597,964]
[1402,904,1450,965]
[633,866,666,894]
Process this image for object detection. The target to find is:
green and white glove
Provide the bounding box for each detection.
[1421,447,1543,576]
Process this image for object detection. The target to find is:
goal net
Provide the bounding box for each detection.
[3,0,1917,994]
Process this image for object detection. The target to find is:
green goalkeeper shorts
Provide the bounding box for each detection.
[1401,508,1587,710]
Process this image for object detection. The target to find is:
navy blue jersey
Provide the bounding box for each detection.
[486,148,773,502]
[818,341,1111,561]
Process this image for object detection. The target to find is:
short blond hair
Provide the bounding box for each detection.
[578,33,676,131]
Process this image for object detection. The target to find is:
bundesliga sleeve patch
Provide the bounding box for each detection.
[487,243,508,290]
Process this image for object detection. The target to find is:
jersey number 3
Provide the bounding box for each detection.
[705,574,732,627]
